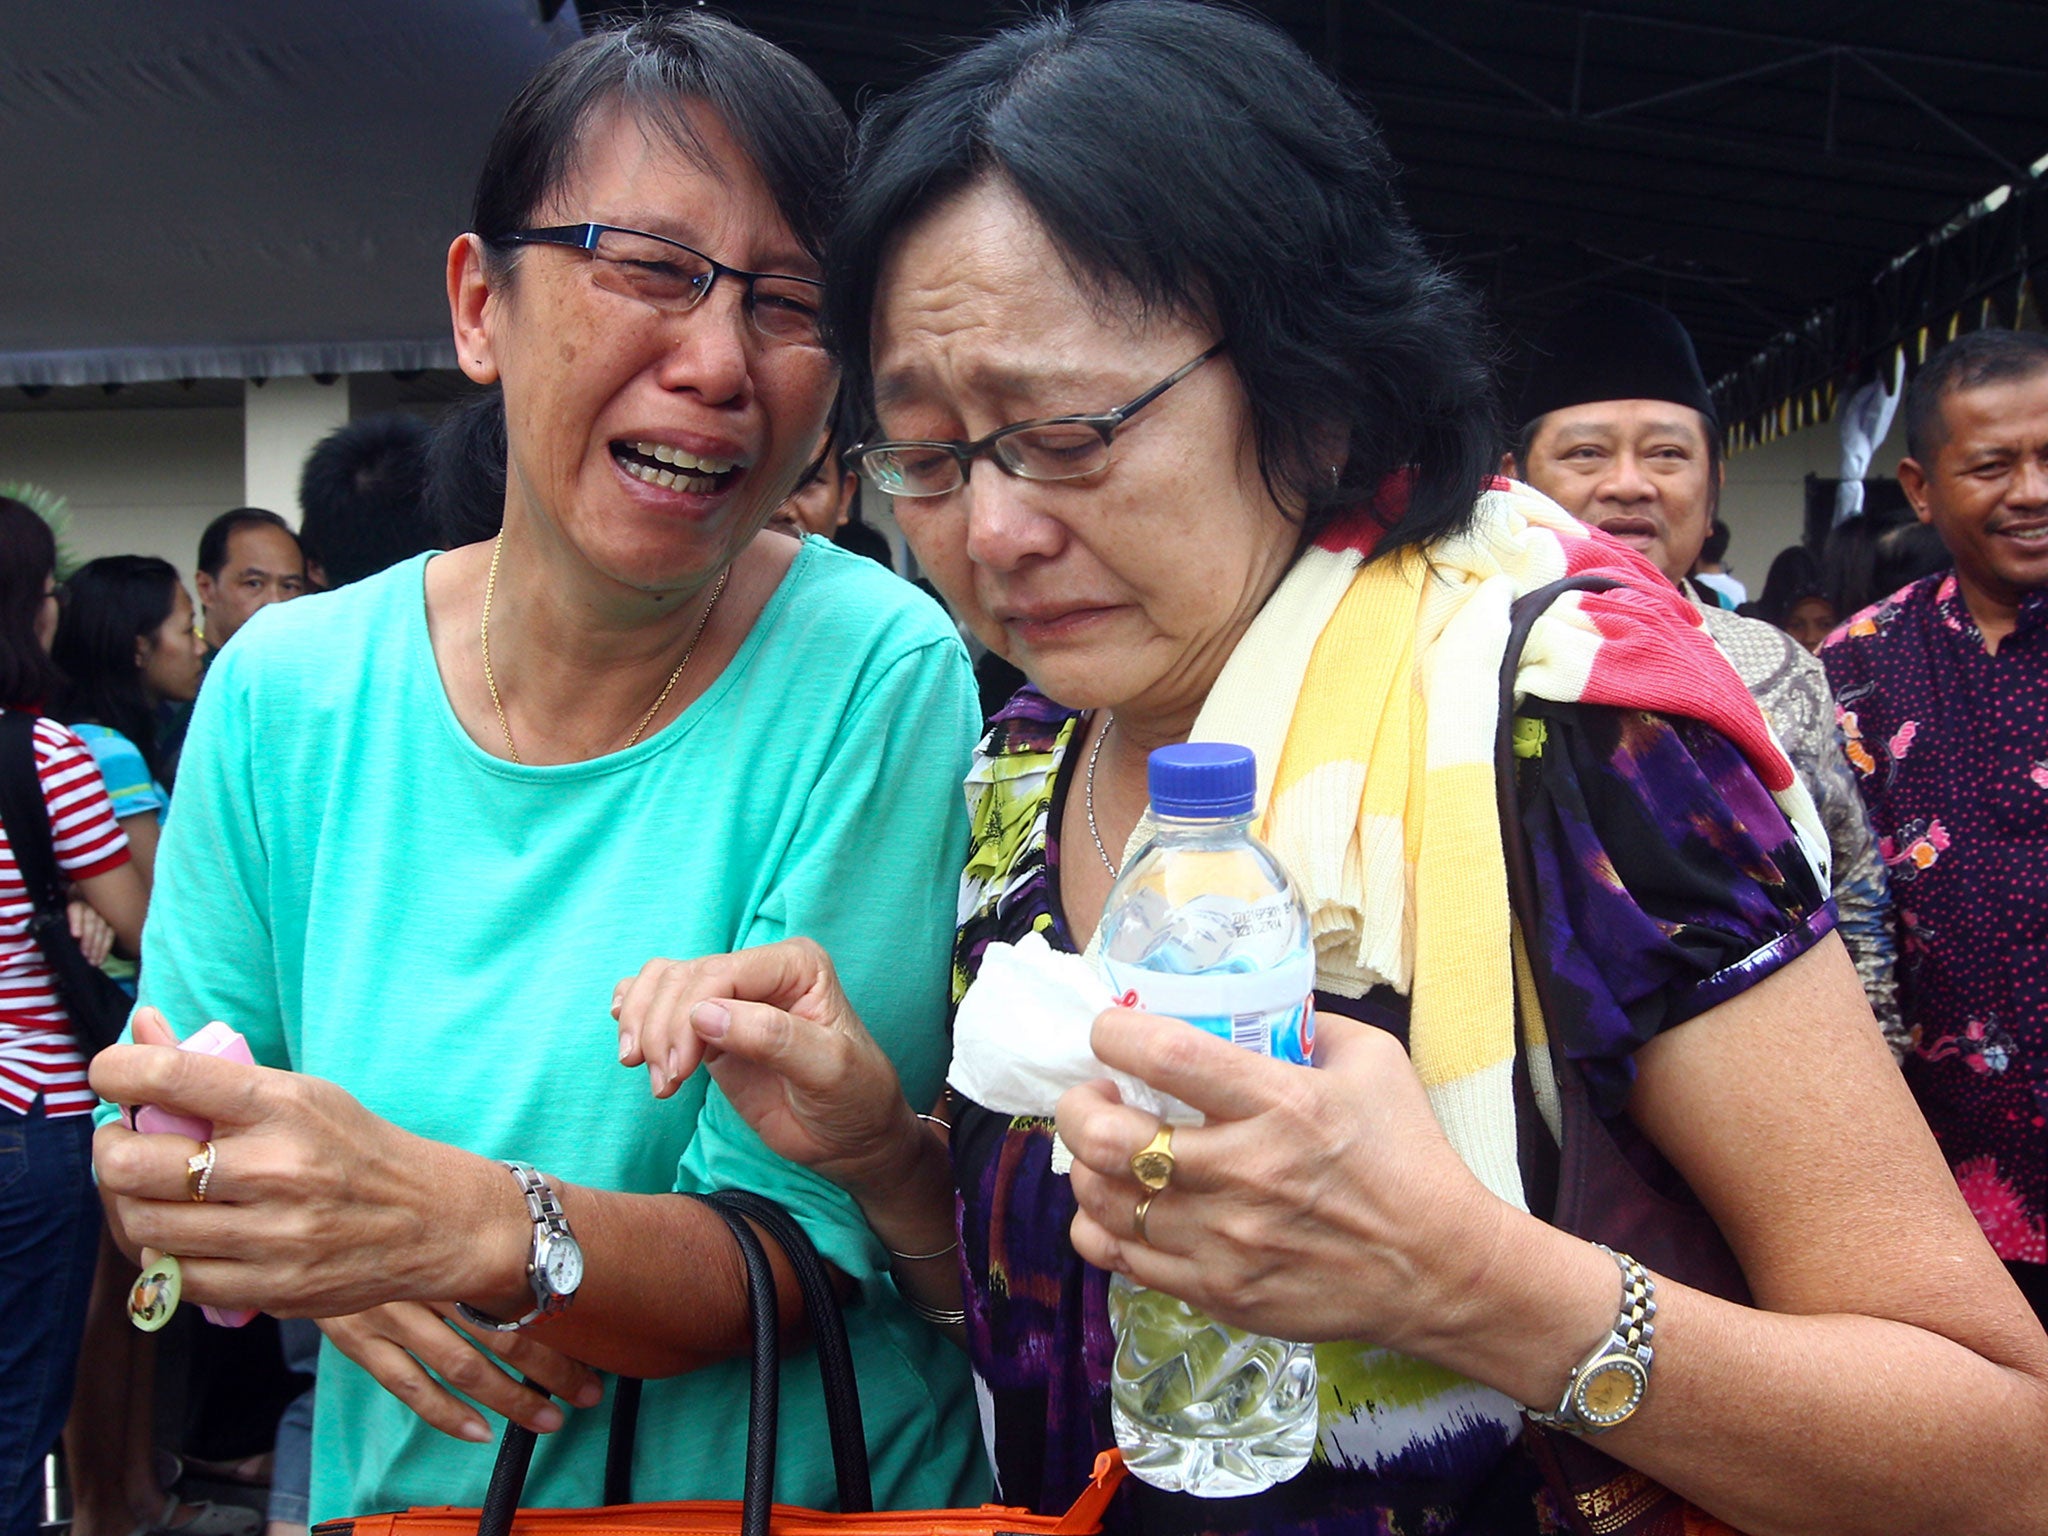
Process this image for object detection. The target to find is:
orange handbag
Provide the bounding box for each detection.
[313,1192,1125,1536]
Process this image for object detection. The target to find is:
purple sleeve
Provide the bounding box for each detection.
[1517,702,1835,1114]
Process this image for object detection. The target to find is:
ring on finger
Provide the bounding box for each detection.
[1130,1124,1176,1192]
[186,1141,217,1203]
[1134,1192,1157,1244]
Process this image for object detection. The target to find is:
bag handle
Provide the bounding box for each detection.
[709,1191,873,1513]
[472,1190,873,1536]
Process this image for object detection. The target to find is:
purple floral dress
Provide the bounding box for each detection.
[947,687,1830,1536]
[1821,572,2048,1267]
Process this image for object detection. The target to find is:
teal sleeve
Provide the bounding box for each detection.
[132,647,291,1068]
[676,630,978,1283]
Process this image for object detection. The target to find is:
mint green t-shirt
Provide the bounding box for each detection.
[134,540,987,1521]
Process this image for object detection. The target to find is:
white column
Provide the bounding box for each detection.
[243,375,349,525]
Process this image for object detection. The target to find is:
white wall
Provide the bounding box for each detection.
[0,406,244,573]
[244,376,349,523]
[1718,408,1912,587]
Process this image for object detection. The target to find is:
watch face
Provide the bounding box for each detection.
[1574,1357,1647,1426]
[538,1234,584,1298]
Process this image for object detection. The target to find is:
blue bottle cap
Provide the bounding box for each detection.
[1148,743,1257,819]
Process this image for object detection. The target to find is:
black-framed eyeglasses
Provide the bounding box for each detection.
[495,223,824,346]
[845,343,1224,498]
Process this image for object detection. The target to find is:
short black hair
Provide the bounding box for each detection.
[197,507,299,579]
[826,0,1498,555]
[473,11,848,273]
[452,12,848,541]
[1903,328,2048,463]
[0,497,62,710]
[52,555,184,786]
[298,413,437,587]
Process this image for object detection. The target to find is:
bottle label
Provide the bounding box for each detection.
[1103,950,1316,1065]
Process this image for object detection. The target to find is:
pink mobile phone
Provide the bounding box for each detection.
[128,1021,258,1328]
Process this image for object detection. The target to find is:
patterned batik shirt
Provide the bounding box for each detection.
[1821,572,2048,1265]
[947,687,1829,1536]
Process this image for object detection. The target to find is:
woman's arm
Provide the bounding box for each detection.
[1057,933,2048,1536]
[76,861,146,957]
[115,810,160,894]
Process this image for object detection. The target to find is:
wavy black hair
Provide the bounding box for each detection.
[824,0,1499,554]
[52,556,184,788]
[0,498,62,711]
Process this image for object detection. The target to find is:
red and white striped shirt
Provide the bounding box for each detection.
[1,716,130,1117]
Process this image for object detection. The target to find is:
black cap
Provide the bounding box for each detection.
[1515,294,1719,433]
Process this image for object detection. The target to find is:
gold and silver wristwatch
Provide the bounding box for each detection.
[1526,1245,1656,1434]
[455,1161,584,1333]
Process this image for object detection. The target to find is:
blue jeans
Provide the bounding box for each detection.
[268,1320,319,1526]
[0,1102,99,1536]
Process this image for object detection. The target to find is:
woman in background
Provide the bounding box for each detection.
[0,500,147,1536]
[53,557,250,1536]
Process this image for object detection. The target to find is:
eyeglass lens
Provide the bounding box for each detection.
[583,228,821,344]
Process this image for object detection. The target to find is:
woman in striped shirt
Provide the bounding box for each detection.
[0,498,147,1536]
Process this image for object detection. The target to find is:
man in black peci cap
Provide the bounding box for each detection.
[1505,294,1904,1056]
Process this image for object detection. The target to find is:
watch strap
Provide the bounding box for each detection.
[456,1162,575,1334]
[1526,1245,1656,1434]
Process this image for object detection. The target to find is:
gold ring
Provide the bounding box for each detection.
[1129,1124,1175,1192]
[1130,1196,1163,1245]
[128,1253,183,1332]
[186,1142,216,1203]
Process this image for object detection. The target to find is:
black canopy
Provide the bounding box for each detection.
[0,0,576,388]
[5,0,2043,440]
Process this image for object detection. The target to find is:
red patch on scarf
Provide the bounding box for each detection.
[1565,532,1795,794]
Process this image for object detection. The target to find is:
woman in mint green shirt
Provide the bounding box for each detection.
[89,14,985,1525]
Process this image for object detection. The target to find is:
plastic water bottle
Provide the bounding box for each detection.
[1097,742,1318,1497]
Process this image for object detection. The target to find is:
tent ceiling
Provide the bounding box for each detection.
[4,0,2043,431]
[0,0,578,389]
[713,0,2048,433]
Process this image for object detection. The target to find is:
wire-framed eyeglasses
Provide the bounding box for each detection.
[845,344,1224,498]
[496,223,824,346]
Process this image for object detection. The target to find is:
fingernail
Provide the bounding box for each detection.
[647,1062,664,1093]
[610,1000,622,1020]
[533,1404,565,1433]
[617,1033,632,1063]
[460,1419,492,1443]
[665,1047,687,1084]
[576,1381,604,1408]
[691,1001,730,1039]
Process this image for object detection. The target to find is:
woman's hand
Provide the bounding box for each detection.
[91,1009,524,1319]
[1058,1007,1513,1350]
[68,897,116,967]
[612,939,924,1200]
[320,1301,604,1442]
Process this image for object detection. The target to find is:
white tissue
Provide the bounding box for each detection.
[948,932,1177,1121]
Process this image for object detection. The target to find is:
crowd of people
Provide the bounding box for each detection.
[5,6,2048,1536]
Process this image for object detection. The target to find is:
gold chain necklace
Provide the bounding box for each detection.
[480,529,730,765]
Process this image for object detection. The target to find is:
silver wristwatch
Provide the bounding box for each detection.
[1526,1245,1656,1435]
[456,1161,584,1333]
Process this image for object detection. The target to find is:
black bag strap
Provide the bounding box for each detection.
[711,1191,873,1514]
[0,711,73,927]
[1492,576,1624,1086]
[472,1190,873,1536]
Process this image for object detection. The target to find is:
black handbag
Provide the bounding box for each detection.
[315,1190,1124,1536]
[1495,578,1750,1536]
[0,709,135,1054]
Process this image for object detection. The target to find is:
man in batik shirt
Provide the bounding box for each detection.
[1507,294,1903,1050]
[1822,328,2048,1320]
